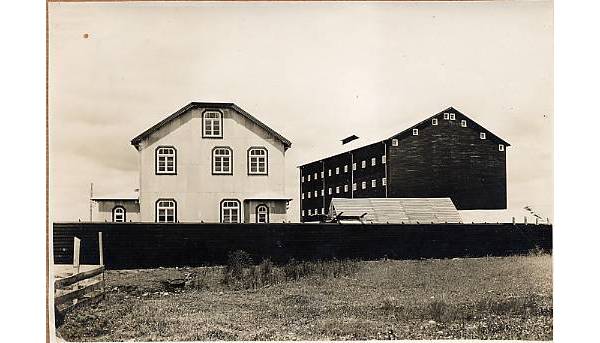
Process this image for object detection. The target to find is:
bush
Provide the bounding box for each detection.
[223,250,253,287]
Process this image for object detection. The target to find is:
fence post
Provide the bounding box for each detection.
[73,237,81,274]
[536,217,539,225]
[524,216,527,225]
[512,217,515,225]
[98,232,104,266]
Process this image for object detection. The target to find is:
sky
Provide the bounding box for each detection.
[49,1,553,223]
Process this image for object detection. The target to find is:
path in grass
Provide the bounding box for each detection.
[57,255,552,341]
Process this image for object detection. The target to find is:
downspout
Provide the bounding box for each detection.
[350,151,354,199]
[384,142,388,198]
[321,160,325,215]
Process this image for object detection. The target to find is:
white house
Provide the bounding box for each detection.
[92,102,292,223]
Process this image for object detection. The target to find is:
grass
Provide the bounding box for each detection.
[57,254,552,341]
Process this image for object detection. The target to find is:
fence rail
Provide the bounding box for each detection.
[54,265,106,313]
[53,222,552,270]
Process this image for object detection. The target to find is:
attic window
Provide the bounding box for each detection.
[499,144,505,151]
[480,132,486,139]
[412,129,419,136]
[203,110,223,138]
[449,113,456,120]
[444,113,450,120]
[391,139,399,146]
[432,118,438,125]
[461,120,467,127]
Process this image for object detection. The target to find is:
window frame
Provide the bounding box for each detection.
[371,179,376,188]
[449,113,456,120]
[371,157,376,166]
[444,112,450,120]
[212,146,233,175]
[413,128,419,135]
[155,146,177,175]
[361,181,367,189]
[155,199,177,223]
[432,118,438,125]
[499,144,505,151]
[220,199,242,223]
[461,119,467,127]
[480,132,486,140]
[391,139,399,146]
[112,206,126,222]
[382,177,387,186]
[202,110,224,138]
[256,204,269,223]
[382,155,386,164]
[247,147,268,175]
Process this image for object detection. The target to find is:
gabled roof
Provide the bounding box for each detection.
[131,102,292,150]
[389,106,511,146]
[329,197,462,224]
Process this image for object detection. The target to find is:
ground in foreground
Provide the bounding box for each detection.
[57,254,552,341]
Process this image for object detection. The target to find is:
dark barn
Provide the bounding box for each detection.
[299,107,509,222]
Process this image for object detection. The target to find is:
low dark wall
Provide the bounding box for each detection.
[53,222,552,270]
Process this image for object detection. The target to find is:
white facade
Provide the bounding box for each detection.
[95,102,291,223]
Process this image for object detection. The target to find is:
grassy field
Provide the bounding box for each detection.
[57,254,552,341]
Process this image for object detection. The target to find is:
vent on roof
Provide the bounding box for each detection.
[341,135,359,145]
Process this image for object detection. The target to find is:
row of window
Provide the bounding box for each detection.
[391,130,504,151]
[302,156,386,182]
[156,146,268,175]
[302,208,326,217]
[110,200,270,223]
[301,178,387,199]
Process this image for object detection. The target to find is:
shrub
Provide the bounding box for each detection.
[223,250,253,286]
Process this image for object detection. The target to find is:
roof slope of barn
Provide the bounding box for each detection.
[390,106,510,146]
[329,197,463,224]
[131,102,292,149]
[299,106,510,167]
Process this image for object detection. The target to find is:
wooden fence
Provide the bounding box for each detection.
[54,265,106,314]
[53,222,552,270]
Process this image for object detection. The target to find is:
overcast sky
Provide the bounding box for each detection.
[49,1,553,223]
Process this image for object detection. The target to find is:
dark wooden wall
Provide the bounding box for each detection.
[54,222,551,270]
[387,109,507,210]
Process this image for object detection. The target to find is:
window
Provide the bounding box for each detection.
[352,163,357,171]
[248,147,268,175]
[328,169,332,177]
[344,165,348,173]
[371,157,376,166]
[461,120,467,127]
[308,192,311,199]
[301,176,304,182]
[361,160,366,168]
[301,193,305,200]
[314,190,318,197]
[382,155,386,164]
[301,210,305,216]
[321,189,324,196]
[336,167,340,175]
[328,188,332,195]
[156,199,176,223]
[392,139,399,146]
[361,181,366,189]
[321,171,324,178]
[449,113,455,120]
[308,174,311,181]
[221,199,241,223]
[499,144,505,151]
[432,118,438,125]
[256,204,269,223]
[352,183,357,191]
[382,177,387,186]
[336,186,340,194]
[155,146,176,174]
[308,209,311,216]
[371,179,376,188]
[344,184,349,192]
[213,147,233,174]
[480,132,486,139]
[314,172,318,180]
[112,206,126,222]
[413,128,419,135]
[203,110,223,138]
[444,112,450,120]
[321,208,325,215]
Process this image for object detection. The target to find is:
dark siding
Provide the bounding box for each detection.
[351,143,386,198]
[54,222,552,269]
[387,111,507,209]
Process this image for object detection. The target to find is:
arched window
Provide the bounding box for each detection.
[156,199,177,223]
[155,146,176,174]
[248,147,268,175]
[212,147,233,174]
[221,199,241,223]
[112,206,126,222]
[203,110,223,138]
[256,204,269,223]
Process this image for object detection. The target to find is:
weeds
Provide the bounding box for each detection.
[222,251,360,289]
